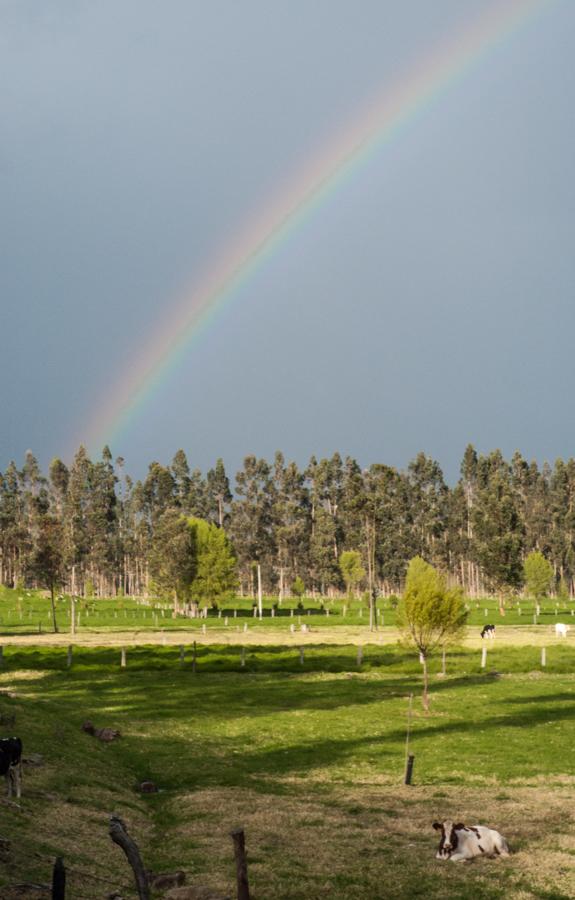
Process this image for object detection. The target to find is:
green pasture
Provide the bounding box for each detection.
[1,643,575,898]
[1,585,574,636]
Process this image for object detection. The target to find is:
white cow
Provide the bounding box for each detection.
[555,622,570,638]
[433,820,509,862]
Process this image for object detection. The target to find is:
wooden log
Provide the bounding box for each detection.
[51,856,66,900]
[230,828,250,900]
[109,814,150,900]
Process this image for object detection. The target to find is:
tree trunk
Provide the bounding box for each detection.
[422,654,429,713]
[50,584,58,634]
[257,564,263,619]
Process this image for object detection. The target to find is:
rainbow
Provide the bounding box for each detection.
[78,0,553,455]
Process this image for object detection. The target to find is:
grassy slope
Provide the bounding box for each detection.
[1,645,575,898]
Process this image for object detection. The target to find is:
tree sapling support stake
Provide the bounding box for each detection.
[404,692,414,783]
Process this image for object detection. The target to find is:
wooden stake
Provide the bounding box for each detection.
[51,856,66,900]
[230,828,250,900]
[404,753,415,786]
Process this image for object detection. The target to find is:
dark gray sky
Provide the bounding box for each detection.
[2,0,574,482]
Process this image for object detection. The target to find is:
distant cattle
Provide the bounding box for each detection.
[433,820,509,861]
[555,623,570,638]
[0,737,22,799]
[481,624,495,639]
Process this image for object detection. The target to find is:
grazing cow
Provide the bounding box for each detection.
[555,623,570,638]
[0,737,23,799]
[433,820,509,862]
[481,624,495,639]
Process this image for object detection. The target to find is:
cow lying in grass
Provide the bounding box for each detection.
[433,820,509,861]
[0,737,23,799]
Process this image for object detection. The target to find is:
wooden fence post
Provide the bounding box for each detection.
[541,647,546,667]
[109,815,150,900]
[231,828,250,900]
[481,646,487,668]
[121,648,127,668]
[404,753,415,785]
[51,856,66,900]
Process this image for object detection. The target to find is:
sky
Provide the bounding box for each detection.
[2,0,574,483]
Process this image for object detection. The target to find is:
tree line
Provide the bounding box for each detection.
[1,443,574,599]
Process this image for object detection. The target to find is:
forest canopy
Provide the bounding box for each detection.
[1,445,572,598]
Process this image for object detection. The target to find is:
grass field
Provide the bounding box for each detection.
[2,585,575,636]
[1,635,575,898]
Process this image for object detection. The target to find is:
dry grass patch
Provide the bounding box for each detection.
[161,783,575,899]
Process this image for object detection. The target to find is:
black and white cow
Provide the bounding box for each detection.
[481,624,495,639]
[0,737,23,799]
[433,820,509,861]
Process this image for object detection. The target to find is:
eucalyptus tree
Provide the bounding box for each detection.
[148,509,196,614]
[0,461,27,585]
[472,459,524,600]
[171,449,192,509]
[271,452,310,599]
[231,456,276,600]
[406,452,449,568]
[28,514,65,632]
[63,446,92,595]
[206,458,232,527]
